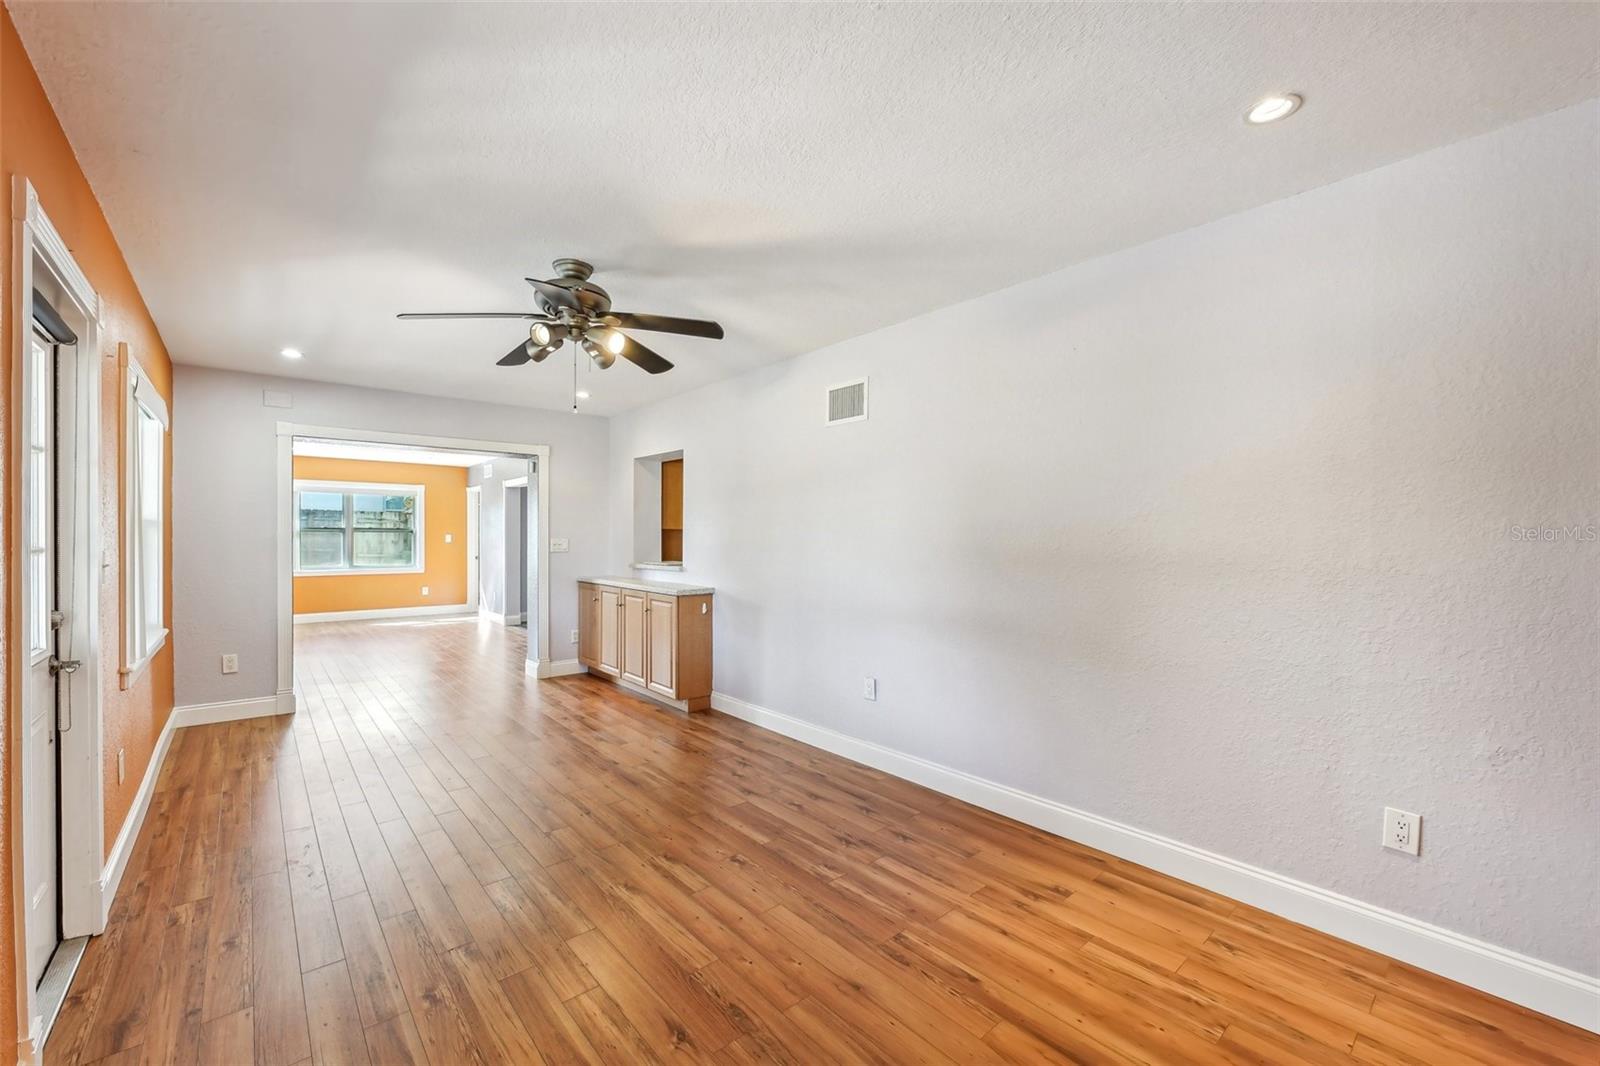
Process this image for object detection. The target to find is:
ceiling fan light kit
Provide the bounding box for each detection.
[398,258,724,411]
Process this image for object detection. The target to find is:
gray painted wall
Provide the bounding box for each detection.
[173,367,607,705]
[605,103,1599,973]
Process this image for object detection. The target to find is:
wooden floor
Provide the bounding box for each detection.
[48,618,1597,1066]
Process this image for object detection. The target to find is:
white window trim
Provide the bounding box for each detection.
[122,349,168,690]
[293,479,427,576]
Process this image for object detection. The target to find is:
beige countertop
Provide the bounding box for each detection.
[579,576,715,596]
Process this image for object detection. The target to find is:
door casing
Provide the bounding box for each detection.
[11,177,107,1062]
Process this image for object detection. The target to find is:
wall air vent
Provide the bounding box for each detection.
[826,378,868,425]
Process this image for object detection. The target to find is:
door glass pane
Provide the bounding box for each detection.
[27,335,51,656]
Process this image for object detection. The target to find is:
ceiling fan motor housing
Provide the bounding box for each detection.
[540,258,612,317]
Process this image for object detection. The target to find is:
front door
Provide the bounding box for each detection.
[23,326,61,989]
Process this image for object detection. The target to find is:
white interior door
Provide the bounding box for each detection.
[465,486,480,611]
[24,327,61,989]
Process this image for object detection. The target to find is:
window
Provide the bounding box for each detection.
[125,356,169,680]
[294,481,425,575]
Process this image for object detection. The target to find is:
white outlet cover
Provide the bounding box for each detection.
[863,677,877,700]
[551,537,570,552]
[444,532,453,543]
[221,653,239,675]
[421,586,430,596]
[1383,807,1422,856]
[570,629,580,644]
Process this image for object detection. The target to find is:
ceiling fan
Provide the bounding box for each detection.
[397,258,723,376]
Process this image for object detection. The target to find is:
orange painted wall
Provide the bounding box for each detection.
[292,457,469,614]
[2,5,177,1047]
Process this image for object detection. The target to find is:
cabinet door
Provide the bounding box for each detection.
[577,583,598,666]
[620,589,648,686]
[645,594,677,697]
[597,585,622,676]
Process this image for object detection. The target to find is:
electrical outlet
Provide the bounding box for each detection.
[863,677,877,701]
[421,586,430,597]
[551,537,570,553]
[570,629,579,644]
[117,749,126,784]
[1382,807,1421,856]
[220,653,239,675]
[444,533,453,543]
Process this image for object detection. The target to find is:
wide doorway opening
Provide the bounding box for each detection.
[281,431,550,705]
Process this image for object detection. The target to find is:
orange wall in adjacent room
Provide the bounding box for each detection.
[292,457,470,615]
[2,6,178,1047]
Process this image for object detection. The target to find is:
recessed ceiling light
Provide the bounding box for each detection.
[1246,93,1302,125]
[280,347,304,360]
[575,389,590,400]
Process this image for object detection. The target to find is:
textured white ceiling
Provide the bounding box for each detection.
[12,2,1598,415]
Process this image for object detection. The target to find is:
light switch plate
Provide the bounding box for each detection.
[551,537,570,553]
[444,533,453,543]
[421,586,430,597]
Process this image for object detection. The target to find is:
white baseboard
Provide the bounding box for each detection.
[481,609,526,626]
[709,691,1600,1033]
[538,658,586,678]
[294,603,472,623]
[171,693,292,728]
[99,708,177,925]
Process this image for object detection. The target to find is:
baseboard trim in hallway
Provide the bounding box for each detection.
[709,689,1600,1033]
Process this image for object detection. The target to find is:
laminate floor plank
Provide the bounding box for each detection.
[46,618,1599,1066]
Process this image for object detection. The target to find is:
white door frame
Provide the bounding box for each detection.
[11,178,107,1061]
[275,424,554,693]
[503,474,530,625]
[465,485,481,613]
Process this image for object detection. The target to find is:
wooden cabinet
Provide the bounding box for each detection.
[596,584,622,676]
[620,589,648,686]
[645,593,676,697]
[576,580,712,711]
[660,458,683,562]
[578,582,600,667]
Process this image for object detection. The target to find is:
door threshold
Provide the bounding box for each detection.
[37,935,89,1050]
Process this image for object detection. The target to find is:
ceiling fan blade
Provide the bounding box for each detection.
[398,312,546,320]
[608,312,724,339]
[617,333,674,374]
[496,342,534,366]
[496,336,565,367]
[525,277,580,311]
